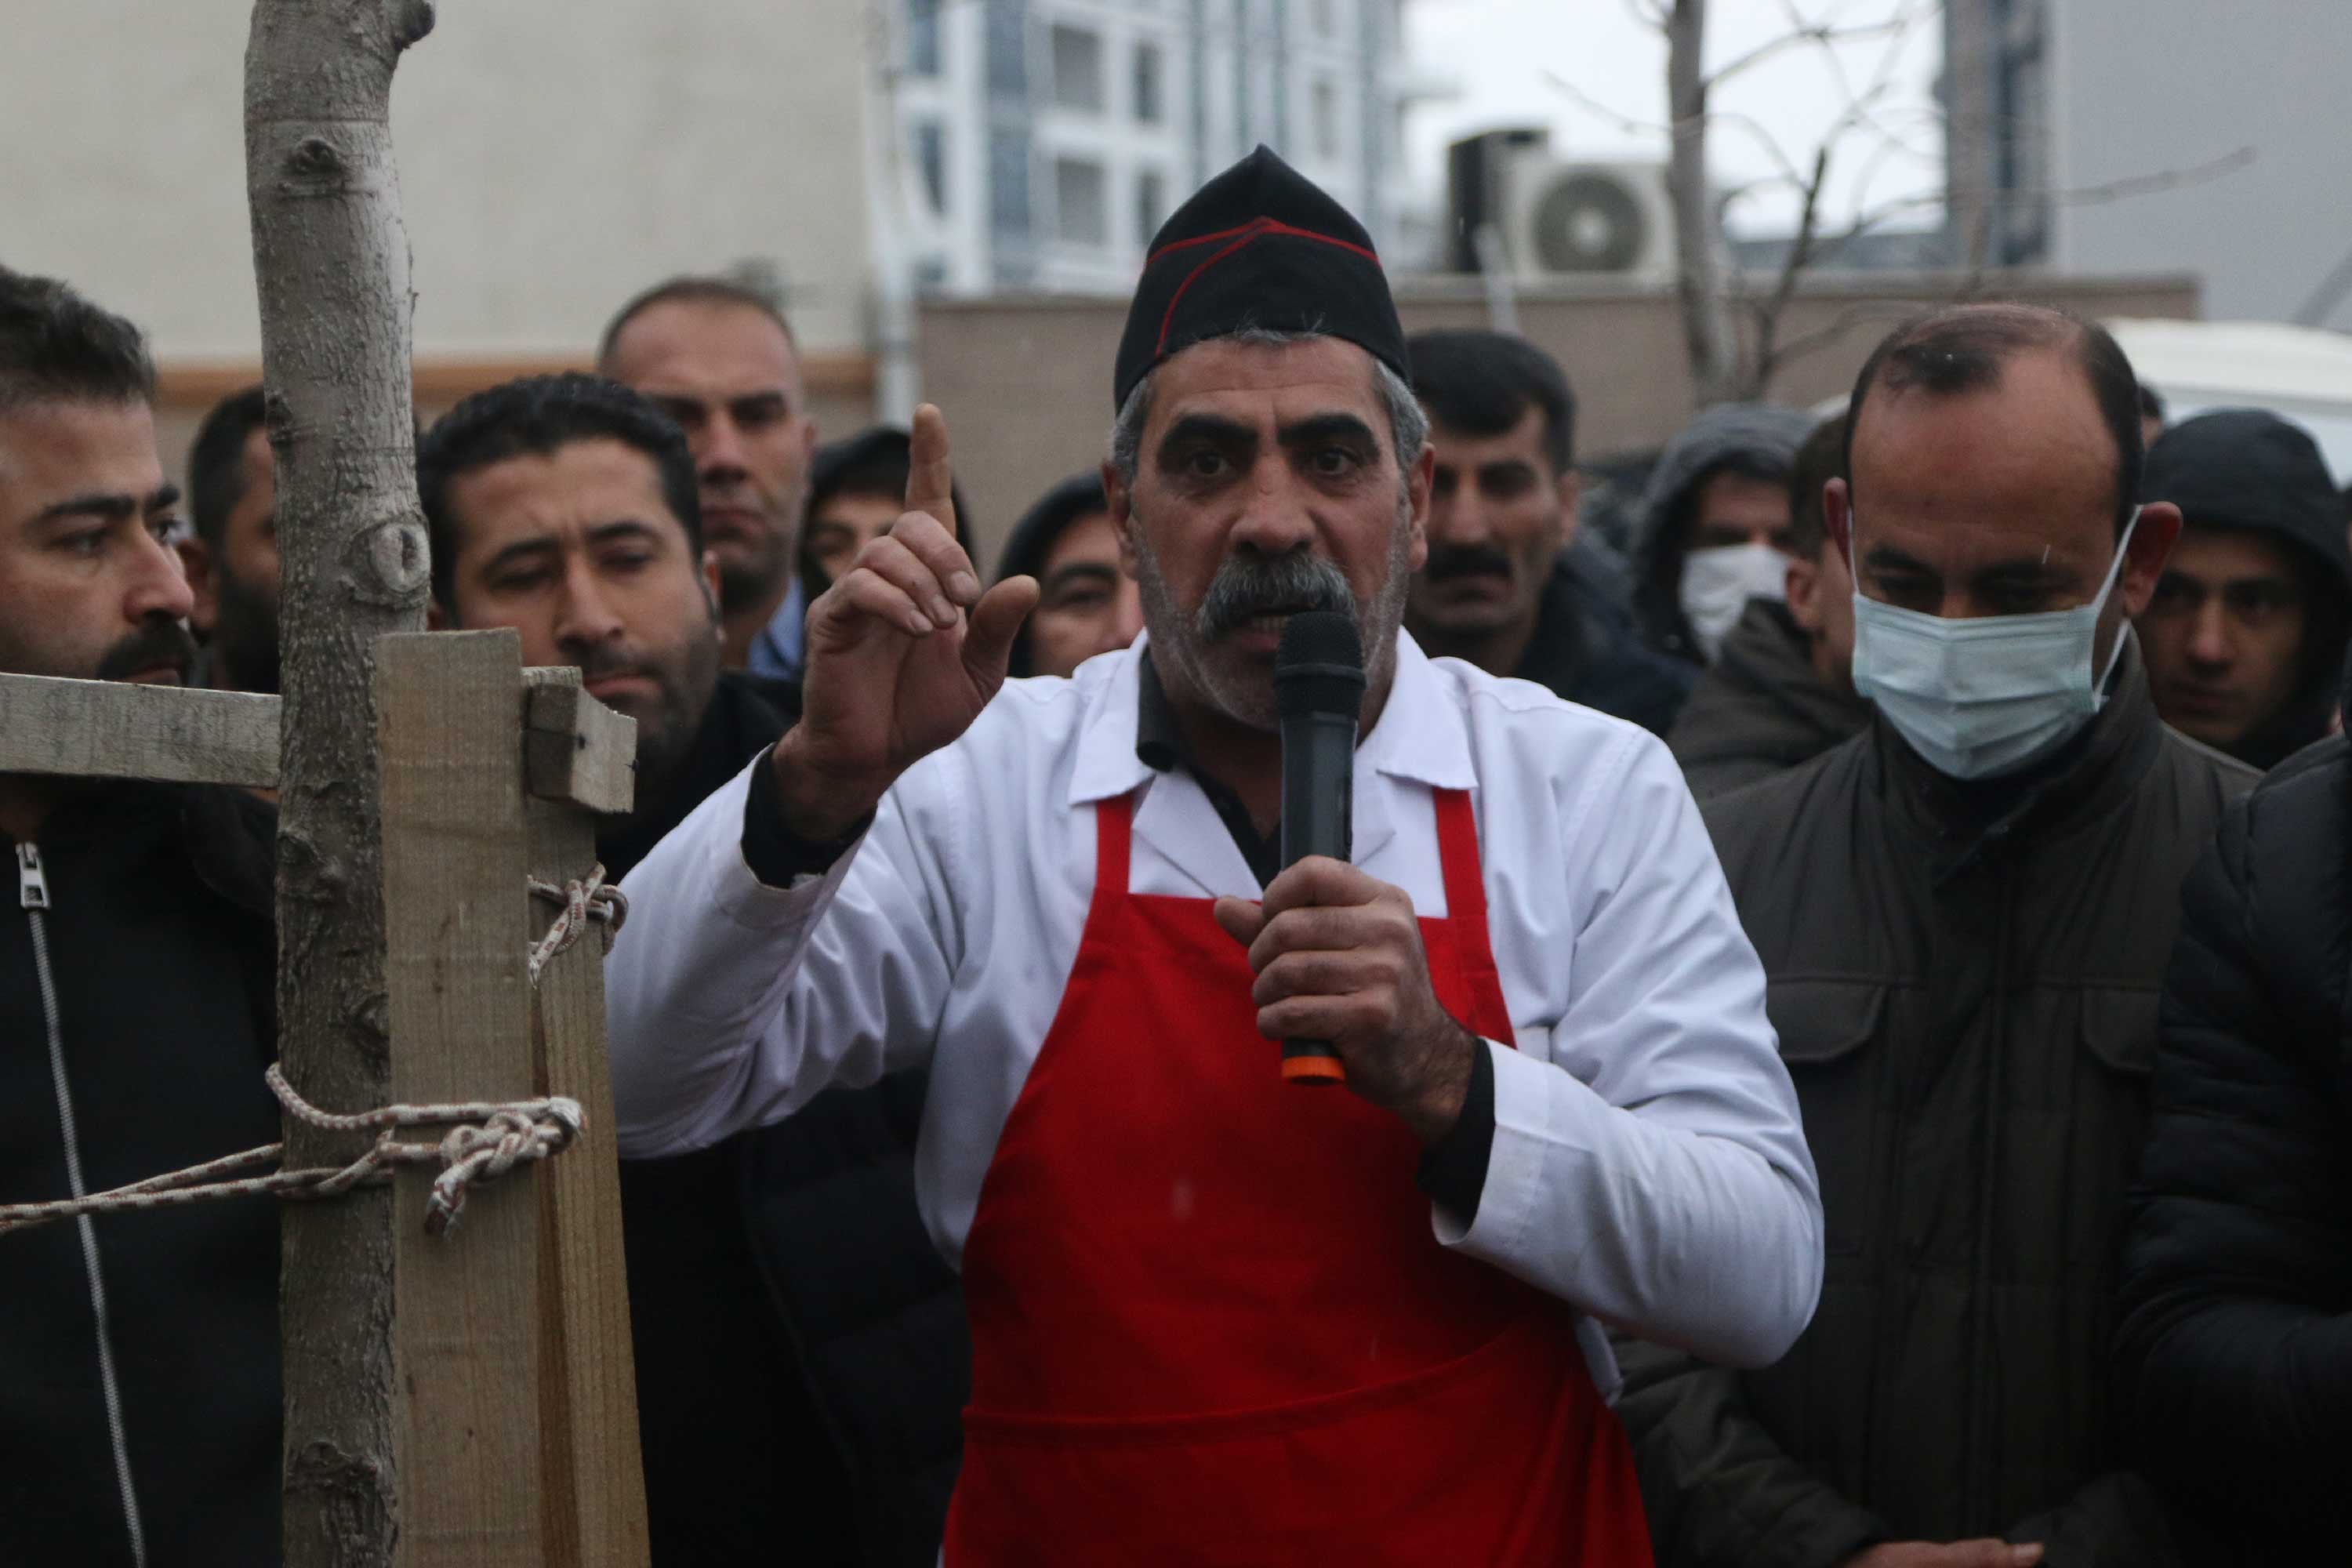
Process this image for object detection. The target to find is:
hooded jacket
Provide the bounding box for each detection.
[1628,404,1817,663]
[2114,663,2352,1559]
[1,782,281,1567]
[1667,597,1871,797]
[1616,643,2255,1567]
[2139,408,2352,768]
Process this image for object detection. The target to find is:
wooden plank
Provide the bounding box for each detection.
[0,671,278,786]
[524,666,651,1566]
[522,673,637,816]
[377,630,544,1566]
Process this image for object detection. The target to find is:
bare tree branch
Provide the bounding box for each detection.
[1707,0,1930,89]
[1751,142,1833,387]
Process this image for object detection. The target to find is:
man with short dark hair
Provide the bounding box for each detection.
[1668,415,1872,797]
[419,373,966,1566]
[1403,329,1693,734]
[2134,408,2352,768]
[1617,302,2254,1567]
[1628,404,1816,666]
[180,383,280,694]
[800,425,973,603]
[0,267,282,1566]
[598,276,819,679]
[995,472,1142,678]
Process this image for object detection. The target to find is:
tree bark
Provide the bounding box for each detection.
[245,3,437,1563]
[1665,0,1747,408]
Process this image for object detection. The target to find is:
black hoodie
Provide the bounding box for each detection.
[2141,408,2352,769]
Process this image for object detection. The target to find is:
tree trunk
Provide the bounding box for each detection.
[245,3,437,1563]
[1665,0,1747,408]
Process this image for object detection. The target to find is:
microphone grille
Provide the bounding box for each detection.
[1275,610,1363,675]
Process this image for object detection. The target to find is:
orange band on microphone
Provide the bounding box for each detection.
[1280,1054,1347,1084]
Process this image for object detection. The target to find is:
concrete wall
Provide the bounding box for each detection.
[921,270,2201,568]
[0,1,877,361]
[2046,0,2352,331]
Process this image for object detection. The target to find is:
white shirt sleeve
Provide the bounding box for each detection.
[605,749,963,1160]
[1438,729,1824,1370]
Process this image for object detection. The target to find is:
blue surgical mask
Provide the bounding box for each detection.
[1850,508,2142,781]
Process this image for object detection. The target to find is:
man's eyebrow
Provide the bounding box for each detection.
[479,532,562,573]
[148,483,181,514]
[1972,558,2072,588]
[1156,413,1256,459]
[34,492,140,526]
[1044,561,1119,595]
[1862,543,1936,575]
[584,518,666,548]
[1276,412,1378,449]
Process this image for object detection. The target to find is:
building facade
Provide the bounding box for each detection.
[884,0,1412,296]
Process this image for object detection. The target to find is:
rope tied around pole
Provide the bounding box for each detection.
[0,866,624,1242]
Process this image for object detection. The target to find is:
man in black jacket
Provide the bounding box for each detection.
[2114,666,2352,1558]
[1618,303,2253,1568]
[1669,414,1872,797]
[2133,408,2352,769]
[0,267,283,1566]
[1402,329,1693,733]
[418,372,965,1567]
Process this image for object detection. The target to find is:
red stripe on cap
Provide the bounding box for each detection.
[1149,218,1385,359]
[1145,216,1381,270]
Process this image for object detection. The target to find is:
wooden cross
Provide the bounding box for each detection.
[0,641,652,1567]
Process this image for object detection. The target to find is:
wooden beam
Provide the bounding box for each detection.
[524,667,651,1566]
[378,631,544,1566]
[0,672,278,787]
[523,672,637,816]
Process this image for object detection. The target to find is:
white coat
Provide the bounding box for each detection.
[607,632,1824,1395]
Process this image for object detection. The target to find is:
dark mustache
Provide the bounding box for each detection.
[1424,546,1515,583]
[1196,551,1356,643]
[94,617,198,683]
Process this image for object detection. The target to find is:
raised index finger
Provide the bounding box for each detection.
[905,402,956,542]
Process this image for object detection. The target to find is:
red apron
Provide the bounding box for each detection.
[944,788,1653,1565]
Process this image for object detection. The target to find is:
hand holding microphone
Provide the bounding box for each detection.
[1209,613,1480,1139]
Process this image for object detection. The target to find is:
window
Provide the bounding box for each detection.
[1311,79,1339,161]
[985,1,1027,101]
[914,122,948,216]
[1136,170,1166,248]
[1055,158,1109,246]
[1050,24,1105,113]
[989,129,1033,239]
[906,0,942,76]
[1133,42,1164,124]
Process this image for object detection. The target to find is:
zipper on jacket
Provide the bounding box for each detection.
[20,843,150,1568]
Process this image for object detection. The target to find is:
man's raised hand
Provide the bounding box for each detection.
[771,404,1038,841]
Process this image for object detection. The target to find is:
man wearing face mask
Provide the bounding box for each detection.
[1614,303,2256,1568]
[1628,403,1815,666]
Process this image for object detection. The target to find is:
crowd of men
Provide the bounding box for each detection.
[6,140,2352,1567]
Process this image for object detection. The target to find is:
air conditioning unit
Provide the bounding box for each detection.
[1501,156,1678,282]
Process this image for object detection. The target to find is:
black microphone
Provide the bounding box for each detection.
[1273,611,1366,1086]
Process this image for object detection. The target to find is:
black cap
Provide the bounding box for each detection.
[1114,146,1406,410]
[2143,408,2352,594]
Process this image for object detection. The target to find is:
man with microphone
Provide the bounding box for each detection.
[607,147,1820,1563]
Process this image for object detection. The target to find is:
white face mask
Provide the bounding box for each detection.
[1850,508,2142,781]
[1679,542,1791,661]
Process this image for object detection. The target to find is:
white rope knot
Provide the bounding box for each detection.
[527,864,628,984]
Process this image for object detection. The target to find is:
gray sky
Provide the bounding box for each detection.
[1402,0,1947,239]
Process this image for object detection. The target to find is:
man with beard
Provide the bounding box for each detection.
[0,267,282,1566]
[419,373,967,1567]
[1615,303,2254,1568]
[1668,415,1873,798]
[180,384,280,695]
[2132,409,2352,768]
[604,147,1819,1563]
[599,276,819,678]
[1403,329,1693,735]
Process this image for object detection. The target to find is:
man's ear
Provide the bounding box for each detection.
[425,597,449,632]
[1784,553,1824,634]
[1103,458,1140,576]
[1405,441,1435,573]
[2116,501,2183,620]
[701,548,724,633]
[1555,468,1583,553]
[176,535,220,636]
[1824,478,1854,571]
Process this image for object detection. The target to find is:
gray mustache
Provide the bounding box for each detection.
[1196,552,1356,642]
